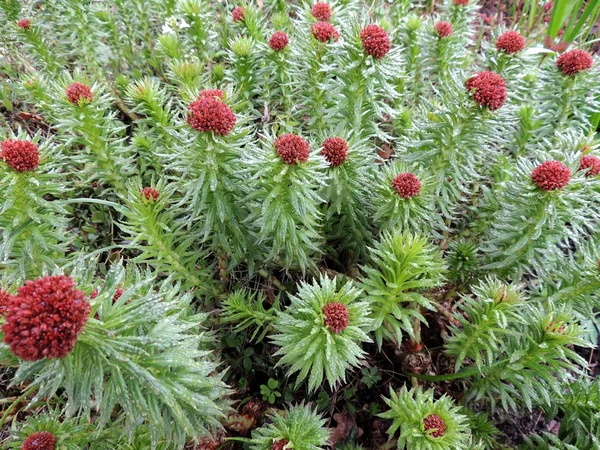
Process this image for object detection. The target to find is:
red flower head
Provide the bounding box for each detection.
[556,49,593,76]
[275,134,310,165]
[323,302,349,334]
[0,289,12,316]
[360,24,391,59]
[423,414,447,438]
[434,21,453,38]
[392,172,421,199]
[531,161,571,191]
[579,155,600,177]
[311,21,339,43]
[311,2,331,21]
[17,19,31,30]
[465,71,507,111]
[496,30,525,54]
[2,275,91,361]
[21,431,57,450]
[271,439,289,450]
[187,96,236,136]
[321,137,348,167]
[66,83,93,105]
[1,139,39,172]
[232,6,245,22]
[198,89,225,100]
[141,186,160,201]
[269,31,289,51]
[544,2,554,11]
[454,0,469,5]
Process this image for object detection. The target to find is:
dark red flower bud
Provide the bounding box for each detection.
[579,155,600,177]
[531,161,571,191]
[392,172,421,199]
[323,302,349,333]
[2,275,90,361]
[360,24,391,59]
[496,30,525,54]
[543,2,554,11]
[21,431,57,450]
[321,137,348,167]
[556,49,593,76]
[454,0,469,5]
[198,89,225,99]
[269,31,289,51]
[1,139,39,172]
[465,71,507,111]
[275,134,310,165]
[232,6,245,22]
[17,19,31,30]
[435,22,453,38]
[141,187,160,201]
[423,414,446,438]
[271,439,289,450]
[311,21,339,43]
[187,96,236,136]
[0,289,12,316]
[311,2,331,21]
[66,83,93,105]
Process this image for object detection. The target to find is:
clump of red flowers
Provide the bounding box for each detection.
[579,155,600,177]
[496,30,525,54]
[187,96,236,136]
[198,89,225,99]
[531,161,571,191]
[275,134,310,165]
[323,302,349,334]
[271,439,289,450]
[360,24,390,59]
[21,431,57,450]
[311,21,339,43]
[66,83,93,105]
[17,19,31,30]
[269,31,289,51]
[2,275,91,361]
[423,414,447,438]
[321,137,348,167]
[392,172,421,199]
[1,139,39,172]
[556,49,593,76]
[232,6,245,22]
[311,2,331,21]
[435,22,453,38]
[465,71,507,111]
[141,186,160,201]
[0,289,11,316]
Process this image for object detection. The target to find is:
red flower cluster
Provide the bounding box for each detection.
[392,172,421,199]
[66,83,93,105]
[556,49,593,76]
[423,414,447,438]
[435,22,453,38]
[454,0,469,4]
[465,71,506,111]
[271,439,289,450]
[323,302,349,334]
[321,137,348,167]
[232,6,245,22]
[1,139,39,172]
[311,2,331,21]
[496,30,525,54]
[2,275,91,361]
[17,19,31,30]
[360,24,390,59]
[22,431,57,450]
[269,31,289,51]
[198,89,225,99]
[0,289,11,316]
[531,161,571,191]
[579,155,600,177]
[187,96,236,136]
[275,134,310,165]
[141,186,160,201]
[311,21,339,42]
